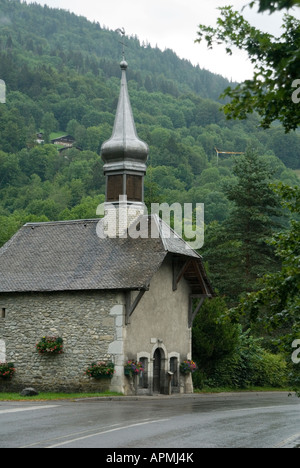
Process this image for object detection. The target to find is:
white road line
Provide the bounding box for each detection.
[20,423,123,448]
[21,418,158,448]
[274,433,300,448]
[0,405,58,415]
[215,404,300,414]
[46,418,170,448]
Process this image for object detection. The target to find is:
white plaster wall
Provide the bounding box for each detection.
[124,255,193,393]
[125,256,191,357]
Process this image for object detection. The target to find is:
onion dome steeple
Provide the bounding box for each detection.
[101,59,149,204]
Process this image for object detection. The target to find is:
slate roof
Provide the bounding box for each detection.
[0,215,213,295]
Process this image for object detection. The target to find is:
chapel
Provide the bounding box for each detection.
[0,59,213,395]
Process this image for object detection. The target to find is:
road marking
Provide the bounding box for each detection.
[0,405,58,415]
[46,418,170,448]
[21,418,162,448]
[20,423,123,448]
[274,433,300,448]
[215,404,300,414]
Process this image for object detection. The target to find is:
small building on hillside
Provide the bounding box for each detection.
[50,135,75,147]
[0,60,213,395]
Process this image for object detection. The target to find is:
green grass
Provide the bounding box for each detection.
[0,392,124,401]
[38,130,67,140]
[49,131,67,140]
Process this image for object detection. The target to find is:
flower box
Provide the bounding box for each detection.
[36,336,63,355]
[0,362,15,379]
[180,360,197,375]
[124,360,144,377]
[85,361,115,379]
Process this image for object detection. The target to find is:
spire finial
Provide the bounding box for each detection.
[116,27,126,62]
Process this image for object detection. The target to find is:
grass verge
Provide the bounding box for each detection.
[0,391,124,401]
[1,387,298,400]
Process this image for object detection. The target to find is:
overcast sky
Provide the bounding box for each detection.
[22,0,300,82]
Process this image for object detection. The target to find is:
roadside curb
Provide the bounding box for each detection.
[73,390,294,402]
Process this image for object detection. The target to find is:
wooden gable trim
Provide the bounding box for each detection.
[172,258,193,291]
[192,260,212,297]
[188,295,207,328]
[125,289,146,325]
[173,257,213,297]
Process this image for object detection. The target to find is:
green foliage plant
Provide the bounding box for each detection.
[180,360,197,375]
[193,327,287,389]
[85,361,115,379]
[234,183,300,390]
[124,360,144,376]
[0,362,15,379]
[36,336,63,355]
[196,6,300,132]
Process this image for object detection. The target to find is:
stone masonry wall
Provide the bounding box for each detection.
[0,291,124,393]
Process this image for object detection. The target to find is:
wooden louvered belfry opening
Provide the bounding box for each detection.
[126,174,143,202]
[106,174,143,203]
[107,175,123,202]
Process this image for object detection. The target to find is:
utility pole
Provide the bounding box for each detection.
[0,80,6,104]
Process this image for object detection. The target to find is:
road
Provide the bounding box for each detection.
[0,392,299,449]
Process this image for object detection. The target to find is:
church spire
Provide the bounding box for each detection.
[101,59,149,204]
[101,60,148,167]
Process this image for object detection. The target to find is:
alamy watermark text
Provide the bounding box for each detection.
[96,196,204,250]
[292,79,300,104]
[292,340,300,364]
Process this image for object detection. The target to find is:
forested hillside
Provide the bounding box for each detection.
[0,0,299,248]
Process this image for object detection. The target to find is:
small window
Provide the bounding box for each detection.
[1,308,5,319]
[170,357,178,387]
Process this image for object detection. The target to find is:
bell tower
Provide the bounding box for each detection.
[100,59,149,236]
[101,60,148,204]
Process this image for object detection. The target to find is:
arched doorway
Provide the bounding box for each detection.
[153,348,165,393]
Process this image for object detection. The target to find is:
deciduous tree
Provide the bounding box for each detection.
[196,6,300,132]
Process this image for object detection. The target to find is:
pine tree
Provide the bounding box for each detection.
[236,184,300,391]
[224,148,282,291]
[202,148,282,303]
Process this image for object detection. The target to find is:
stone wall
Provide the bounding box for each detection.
[0,290,124,393]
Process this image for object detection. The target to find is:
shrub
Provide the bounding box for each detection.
[193,327,288,389]
[252,351,287,388]
[192,297,240,376]
[192,370,206,389]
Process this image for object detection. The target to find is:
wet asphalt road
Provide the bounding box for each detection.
[0,392,299,449]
